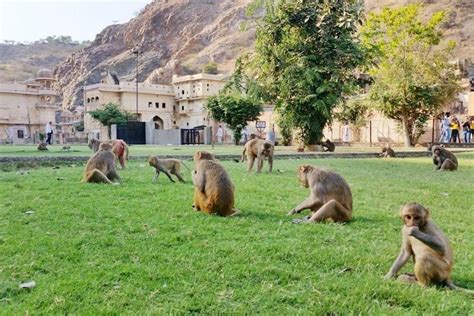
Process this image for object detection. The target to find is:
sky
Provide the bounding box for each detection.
[0,0,153,43]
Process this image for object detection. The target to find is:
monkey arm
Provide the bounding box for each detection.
[409,228,446,255]
[193,170,206,193]
[287,197,320,215]
[384,248,411,279]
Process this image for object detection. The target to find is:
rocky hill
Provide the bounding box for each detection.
[1,0,472,108]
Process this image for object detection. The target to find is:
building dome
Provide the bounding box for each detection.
[61,109,73,116]
[37,68,54,79]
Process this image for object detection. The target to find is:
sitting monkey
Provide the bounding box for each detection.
[241,139,274,173]
[82,142,121,184]
[192,151,237,216]
[288,165,352,224]
[148,156,188,183]
[37,142,48,151]
[385,203,473,293]
[379,145,395,158]
[431,145,457,171]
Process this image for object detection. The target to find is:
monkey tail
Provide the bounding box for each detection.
[446,280,474,294]
[181,161,191,171]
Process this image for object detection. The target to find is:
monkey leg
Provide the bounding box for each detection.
[153,170,160,183]
[414,254,450,287]
[268,156,273,173]
[85,169,113,184]
[160,168,176,182]
[397,273,417,284]
[172,170,185,182]
[307,199,351,223]
[118,155,126,169]
[247,155,255,172]
[107,170,121,183]
[440,159,456,171]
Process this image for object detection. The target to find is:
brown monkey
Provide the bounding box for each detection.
[288,165,352,224]
[88,138,129,169]
[384,203,473,293]
[379,145,395,158]
[82,142,121,184]
[37,142,48,151]
[431,145,457,171]
[192,150,237,216]
[148,156,189,183]
[241,139,274,173]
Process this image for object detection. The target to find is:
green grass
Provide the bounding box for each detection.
[0,144,434,157]
[1,152,473,313]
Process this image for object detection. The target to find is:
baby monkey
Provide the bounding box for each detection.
[148,156,188,183]
[385,203,473,293]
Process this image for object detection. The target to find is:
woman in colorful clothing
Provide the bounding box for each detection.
[462,117,471,143]
[450,117,461,143]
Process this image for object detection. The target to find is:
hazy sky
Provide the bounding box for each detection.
[0,0,152,42]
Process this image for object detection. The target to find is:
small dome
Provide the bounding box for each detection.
[74,106,85,113]
[37,68,54,78]
[61,110,73,116]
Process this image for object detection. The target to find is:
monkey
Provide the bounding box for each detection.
[191,150,237,217]
[321,139,335,152]
[148,156,189,183]
[384,203,473,293]
[240,139,274,173]
[379,145,395,158]
[62,145,71,151]
[88,138,129,169]
[431,145,457,171]
[37,142,48,151]
[82,142,121,184]
[287,165,352,224]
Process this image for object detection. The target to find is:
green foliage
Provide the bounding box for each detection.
[361,4,461,146]
[88,102,131,136]
[276,115,293,146]
[203,62,219,74]
[207,94,262,145]
[1,154,473,313]
[249,0,365,145]
[335,96,372,141]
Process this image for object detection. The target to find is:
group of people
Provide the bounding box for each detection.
[439,113,474,143]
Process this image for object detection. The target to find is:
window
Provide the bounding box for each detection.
[17,130,24,139]
[87,98,90,103]
[181,106,184,110]
[148,102,152,108]
[95,96,99,102]
[182,90,185,95]
[207,83,210,87]
[162,103,166,108]
[173,106,176,111]
[186,122,189,126]
[155,102,159,108]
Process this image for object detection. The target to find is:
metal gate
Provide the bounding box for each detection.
[181,128,203,145]
[117,122,146,144]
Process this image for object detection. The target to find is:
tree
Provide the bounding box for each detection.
[206,94,262,145]
[203,62,219,74]
[334,96,372,142]
[248,0,365,145]
[88,103,131,137]
[361,4,461,146]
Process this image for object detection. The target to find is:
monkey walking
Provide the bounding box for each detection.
[192,151,238,217]
[241,139,274,173]
[82,142,121,184]
[385,203,473,293]
[431,145,457,171]
[379,145,395,158]
[88,138,129,169]
[148,156,189,183]
[288,165,353,224]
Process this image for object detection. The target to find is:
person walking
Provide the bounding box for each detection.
[462,117,471,143]
[45,121,54,145]
[439,113,450,143]
[216,125,224,144]
[450,117,460,143]
[342,122,350,146]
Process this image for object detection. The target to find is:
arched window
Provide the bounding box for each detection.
[152,115,164,129]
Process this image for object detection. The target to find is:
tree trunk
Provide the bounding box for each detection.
[401,117,412,147]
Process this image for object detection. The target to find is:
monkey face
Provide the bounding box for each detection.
[401,204,428,228]
[297,165,310,188]
[148,156,157,166]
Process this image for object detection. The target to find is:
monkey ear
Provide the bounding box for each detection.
[424,208,430,218]
[196,151,202,159]
[299,165,309,173]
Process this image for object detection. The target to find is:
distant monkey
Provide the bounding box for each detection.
[288,165,352,224]
[431,145,457,171]
[192,151,237,216]
[385,203,473,293]
[88,138,129,169]
[379,145,395,158]
[241,139,274,173]
[62,145,71,151]
[82,142,121,184]
[148,156,188,183]
[37,142,48,151]
[321,139,335,152]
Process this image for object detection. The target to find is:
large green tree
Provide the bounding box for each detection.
[248,0,365,145]
[361,4,461,146]
[88,102,131,137]
[206,94,262,145]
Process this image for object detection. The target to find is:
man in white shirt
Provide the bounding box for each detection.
[216,125,224,144]
[45,121,53,145]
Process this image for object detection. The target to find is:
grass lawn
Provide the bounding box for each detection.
[1,152,473,313]
[0,143,433,158]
